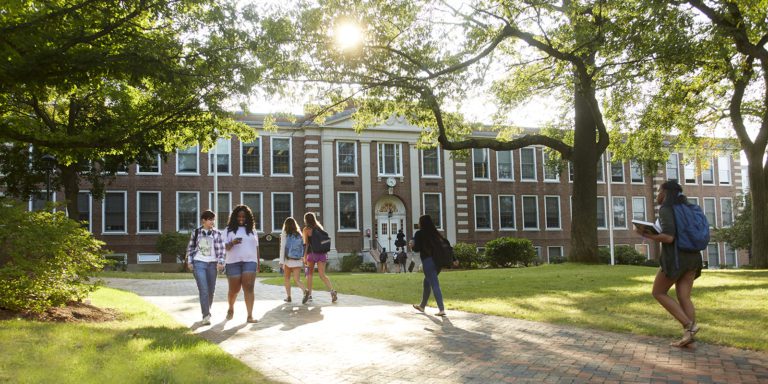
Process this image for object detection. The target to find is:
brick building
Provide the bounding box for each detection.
[27,111,749,269]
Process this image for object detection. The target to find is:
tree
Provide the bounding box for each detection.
[0,1,291,219]
[714,194,752,260]
[288,0,685,262]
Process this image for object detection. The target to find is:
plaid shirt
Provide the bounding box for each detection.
[186,227,226,264]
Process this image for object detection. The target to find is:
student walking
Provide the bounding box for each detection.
[635,180,704,347]
[279,217,309,304]
[302,212,337,303]
[224,205,259,323]
[186,210,225,325]
[410,214,454,317]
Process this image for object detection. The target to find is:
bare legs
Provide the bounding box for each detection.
[306,261,334,298]
[652,268,698,346]
[283,266,306,299]
[227,272,256,322]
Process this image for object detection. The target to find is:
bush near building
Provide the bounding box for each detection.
[0,199,106,313]
[454,242,483,269]
[485,237,537,267]
[341,252,363,272]
[598,246,647,265]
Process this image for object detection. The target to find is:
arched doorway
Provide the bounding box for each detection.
[374,197,406,254]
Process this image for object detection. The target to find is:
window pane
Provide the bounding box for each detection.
[497,151,513,180]
[596,197,606,228]
[474,195,491,229]
[424,194,442,229]
[138,192,160,232]
[545,196,560,229]
[630,160,643,182]
[272,194,292,231]
[707,243,719,267]
[338,193,358,229]
[138,154,160,173]
[613,197,626,228]
[338,142,356,174]
[473,149,489,179]
[543,151,559,181]
[177,146,198,173]
[30,191,48,211]
[209,193,230,229]
[521,148,536,180]
[718,156,730,184]
[177,193,198,231]
[721,199,733,227]
[379,143,401,175]
[522,196,538,229]
[422,148,439,176]
[242,140,261,174]
[77,192,90,228]
[499,196,515,229]
[666,153,679,181]
[209,139,230,173]
[684,162,696,183]
[272,138,291,175]
[242,193,262,230]
[703,198,716,227]
[104,192,125,232]
[701,159,714,184]
[632,197,646,221]
[611,161,624,182]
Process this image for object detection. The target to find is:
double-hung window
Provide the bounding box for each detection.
[337,192,359,230]
[209,192,231,229]
[177,146,199,174]
[666,153,679,181]
[498,195,515,230]
[137,153,161,174]
[684,161,696,184]
[611,160,624,183]
[241,138,262,175]
[612,197,627,229]
[176,192,199,232]
[422,148,440,177]
[423,193,443,229]
[720,198,733,227]
[378,143,402,176]
[137,191,161,233]
[701,158,714,184]
[544,196,561,229]
[272,193,293,231]
[474,195,492,230]
[522,195,539,230]
[337,142,357,175]
[632,197,646,221]
[103,191,127,233]
[630,160,644,183]
[520,147,537,181]
[241,192,263,231]
[497,151,514,180]
[543,151,559,182]
[271,137,292,176]
[472,148,490,180]
[718,156,731,184]
[208,138,231,174]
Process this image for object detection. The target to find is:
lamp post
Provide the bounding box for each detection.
[41,154,57,203]
[387,207,393,254]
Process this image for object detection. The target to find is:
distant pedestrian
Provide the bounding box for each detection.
[379,248,389,273]
[395,228,406,249]
[186,210,225,325]
[224,205,259,323]
[411,214,455,317]
[396,248,408,273]
[635,180,703,347]
[279,217,309,304]
[303,212,337,303]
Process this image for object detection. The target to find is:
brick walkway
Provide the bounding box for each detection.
[106,278,768,384]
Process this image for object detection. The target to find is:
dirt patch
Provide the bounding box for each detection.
[0,301,119,323]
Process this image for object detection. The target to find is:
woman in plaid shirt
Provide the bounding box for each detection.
[186,210,226,325]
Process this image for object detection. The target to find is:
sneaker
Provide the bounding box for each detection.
[302,290,310,305]
[331,290,338,303]
[201,315,211,325]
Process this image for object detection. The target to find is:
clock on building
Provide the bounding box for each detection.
[386,177,397,187]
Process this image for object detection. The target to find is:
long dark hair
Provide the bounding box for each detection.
[226,205,255,235]
[283,217,300,236]
[418,214,445,252]
[661,180,687,207]
[303,212,324,230]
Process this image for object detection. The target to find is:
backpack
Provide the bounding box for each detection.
[432,238,455,268]
[672,203,710,252]
[285,233,304,259]
[309,228,331,253]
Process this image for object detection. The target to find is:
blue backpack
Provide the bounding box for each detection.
[285,233,304,259]
[672,203,710,252]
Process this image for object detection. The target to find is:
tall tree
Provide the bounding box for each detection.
[0,0,291,219]
[289,0,683,262]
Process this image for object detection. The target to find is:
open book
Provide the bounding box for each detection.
[632,219,661,235]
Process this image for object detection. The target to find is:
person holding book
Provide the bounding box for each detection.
[634,180,703,347]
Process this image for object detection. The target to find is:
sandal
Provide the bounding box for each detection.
[302,290,311,305]
[331,290,338,303]
[284,297,292,303]
[246,317,258,324]
[670,321,699,348]
[412,304,425,313]
[435,311,447,317]
[225,308,234,320]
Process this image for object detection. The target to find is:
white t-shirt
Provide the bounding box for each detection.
[195,232,217,263]
[225,227,259,264]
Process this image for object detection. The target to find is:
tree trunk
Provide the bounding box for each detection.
[568,86,600,263]
[747,153,767,268]
[59,164,80,221]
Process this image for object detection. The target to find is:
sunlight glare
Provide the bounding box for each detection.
[335,22,363,51]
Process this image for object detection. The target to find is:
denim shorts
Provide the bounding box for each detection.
[225,261,258,277]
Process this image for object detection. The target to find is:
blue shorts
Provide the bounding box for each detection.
[225,261,257,277]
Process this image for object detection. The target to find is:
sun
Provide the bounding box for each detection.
[334,22,363,51]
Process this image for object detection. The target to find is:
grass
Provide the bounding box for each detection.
[262,264,768,351]
[0,287,274,384]
[96,271,195,279]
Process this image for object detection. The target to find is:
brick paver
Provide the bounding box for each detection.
[106,278,768,384]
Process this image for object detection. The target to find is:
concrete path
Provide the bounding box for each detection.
[105,278,768,384]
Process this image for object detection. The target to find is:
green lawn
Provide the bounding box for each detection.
[263,264,768,351]
[96,271,195,279]
[0,287,274,384]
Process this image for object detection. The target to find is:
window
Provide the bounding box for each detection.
[78,191,92,232]
[497,151,514,180]
[271,137,292,175]
[472,148,490,180]
[724,244,737,267]
[688,197,699,206]
[596,154,605,182]
[707,243,719,268]
[337,142,357,175]
[544,196,561,230]
[103,191,127,233]
[137,192,161,233]
[377,143,402,176]
[241,138,262,175]
[137,153,161,174]
[420,148,440,177]
[241,192,263,231]
[630,160,644,183]
[596,197,607,229]
[522,195,539,230]
[703,198,716,228]
[338,192,358,230]
[208,138,231,174]
[498,195,516,230]
[684,161,696,184]
[543,151,559,181]
[547,246,563,263]
[474,195,492,230]
[701,158,714,184]
[568,161,575,182]
[137,253,161,264]
[718,156,731,184]
[666,153,679,181]
[632,197,646,221]
[520,147,537,181]
[29,191,53,212]
[208,192,231,230]
[635,244,649,258]
[177,145,199,174]
[423,193,443,229]
[612,197,627,229]
[720,198,733,227]
[272,193,293,232]
[611,160,624,183]
[177,192,199,232]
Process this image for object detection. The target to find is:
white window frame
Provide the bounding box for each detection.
[137,153,162,175]
[496,150,514,181]
[703,197,717,228]
[102,190,128,235]
[240,138,263,176]
[29,191,57,212]
[684,161,697,185]
[421,148,441,178]
[596,196,607,229]
[137,253,162,264]
[337,192,359,231]
[610,159,625,183]
[136,191,162,234]
[701,158,715,185]
[632,196,646,221]
[718,156,731,185]
[498,195,516,230]
[271,192,294,232]
[520,147,537,182]
[472,148,491,180]
[208,138,232,176]
[377,142,402,177]
[240,192,264,232]
[543,150,560,182]
[176,191,200,233]
[568,161,575,183]
[271,137,293,176]
[688,197,699,206]
[208,191,232,230]
[724,244,737,267]
[521,195,539,231]
[544,195,561,230]
[106,253,128,266]
[720,197,734,228]
[666,153,680,181]
[78,190,93,233]
[707,243,720,268]
[422,193,443,230]
[635,244,650,259]
[612,196,628,229]
[596,154,605,183]
[176,145,199,175]
[473,194,492,231]
[547,246,564,263]
[630,160,644,184]
[336,141,358,176]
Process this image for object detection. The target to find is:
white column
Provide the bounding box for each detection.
[321,140,337,257]
[361,142,373,250]
[409,144,421,235]
[444,149,457,244]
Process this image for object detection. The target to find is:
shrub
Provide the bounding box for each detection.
[643,259,660,267]
[0,199,107,313]
[156,232,190,263]
[259,263,273,273]
[549,256,567,264]
[454,242,483,269]
[341,252,363,272]
[359,262,377,272]
[484,237,537,267]
[599,246,646,265]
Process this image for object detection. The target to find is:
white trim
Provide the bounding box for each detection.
[137,253,162,264]
[102,190,128,234]
[240,192,264,232]
[520,147,537,182]
[610,159,625,184]
[631,196,647,221]
[208,138,232,176]
[271,137,293,176]
[421,148,441,178]
[597,196,607,229]
[596,154,605,183]
[684,160,697,185]
[176,145,199,175]
[78,190,93,233]
[176,191,200,233]
[498,194,516,230]
[29,191,57,212]
[208,191,232,230]
[544,195,561,230]
[496,150,515,181]
[336,141,358,176]
[629,160,644,184]
[422,192,443,230]
[136,191,162,234]
[473,194,493,230]
[472,148,491,180]
[720,197,734,228]
[377,142,403,177]
[612,196,628,229]
[666,153,680,181]
[137,153,162,175]
[271,192,294,232]
[703,197,717,228]
[337,191,360,231]
[240,137,263,176]
[718,155,731,185]
[542,150,560,182]
[521,195,539,230]
[547,246,564,263]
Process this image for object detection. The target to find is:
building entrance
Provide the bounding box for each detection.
[375,197,406,254]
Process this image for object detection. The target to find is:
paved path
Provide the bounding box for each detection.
[106,278,768,384]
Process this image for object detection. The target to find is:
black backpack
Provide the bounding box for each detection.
[309,228,331,253]
[428,237,454,268]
